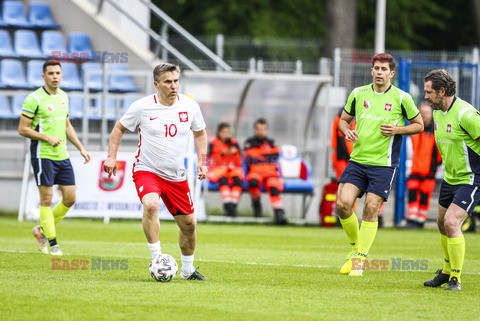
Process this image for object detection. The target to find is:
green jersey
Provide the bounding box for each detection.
[433,97,480,185]
[344,84,419,167]
[21,87,70,160]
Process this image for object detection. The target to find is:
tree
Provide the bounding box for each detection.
[323,0,357,58]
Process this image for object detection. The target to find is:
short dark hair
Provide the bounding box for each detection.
[424,69,456,96]
[153,63,180,82]
[43,60,61,73]
[254,118,268,127]
[371,53,396,71]
[216,122,230,135]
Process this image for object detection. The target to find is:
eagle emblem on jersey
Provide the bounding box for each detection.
[363,100,370,109]
[384,103,392,111]
[99,160,126,191]
[179,112,188,122]
[62,102,67,110]
[446,124,451,133]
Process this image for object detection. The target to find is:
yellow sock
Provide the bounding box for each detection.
[339,212,359,252]
[53,202,70,225]
[39,206,55,239]
[447,235,465,283]
[357,220,378,256]
[440,234,451,274]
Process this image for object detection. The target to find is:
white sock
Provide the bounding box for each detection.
[181,254,195,275]
[148,241,161,259]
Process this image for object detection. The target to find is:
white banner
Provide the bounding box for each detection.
[24,151,205,223]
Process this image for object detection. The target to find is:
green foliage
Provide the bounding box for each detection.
[2,217,480,320]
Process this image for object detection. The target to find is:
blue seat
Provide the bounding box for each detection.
[28,2,60,28]
[2,1,33,27]
[1,59,29,88]
[68,97,83,119]
[95,98,119,120]
[108,64,141,92]
[27,60,45,88]
[41,30,66,57]
[0,30,15,57]
[12,95,26,118]
[122,96,140,111]
[61,63,83,90]
[14,30,45,58]
[81,62,103,90]
[68,32,94,58]
[0,95,14,118]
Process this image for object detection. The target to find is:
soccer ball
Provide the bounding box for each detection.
[149,254,178,282]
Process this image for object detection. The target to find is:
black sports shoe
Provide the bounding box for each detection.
[424,269,450,287]
[445,277,461,291]
[180,267,208,280]
[252,199,262,217]
[274,208,288,225]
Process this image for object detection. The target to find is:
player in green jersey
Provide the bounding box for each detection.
[18,60,91,256]
[336,53,424,276]
[423,69,480,291]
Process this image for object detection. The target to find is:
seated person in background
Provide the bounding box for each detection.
[331,108,355,180]
[244,118,287,225]
[207,122,244,217]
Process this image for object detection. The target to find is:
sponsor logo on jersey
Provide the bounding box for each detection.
[446,124,451,133]
[62,102,66,110]
[149,117,159,121]
[179,112,188,122]
[47,104,54,112]
[385,103,392,111]
[363,100,370,109]
[99,160,126,191]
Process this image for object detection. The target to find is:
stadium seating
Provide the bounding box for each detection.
[61,62,83,90]
[27,2,60,28]
[0,30,15,57]
[0,59,29,88]
[41,30,66,57]
[108,64,141,92]
[122,97,140,111]
[2,1,33,27]
[11,95,26,117]
[0,95,13,118]
[95,97,119,120]
[14,30,45,58]
[26,60,44,88]
[81,62,103,91]
[68,32,94,58]
[68,97,83,119]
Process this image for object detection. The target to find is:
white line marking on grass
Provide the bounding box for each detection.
[1,249,479,275]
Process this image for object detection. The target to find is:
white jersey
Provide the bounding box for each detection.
[120,93,206,181]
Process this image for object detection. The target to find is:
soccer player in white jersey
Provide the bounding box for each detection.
[423,69,480,291]
[336,53,423,276]
[103,63,208,280]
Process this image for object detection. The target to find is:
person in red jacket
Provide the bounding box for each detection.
[331,108,355,180]
[403,102,442,229]
[207,122,245,217]
[244,118,287,225]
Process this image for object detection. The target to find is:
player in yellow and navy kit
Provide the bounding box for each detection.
[18,60,91,256]
[423,69,480,291]
[336,53,424,276]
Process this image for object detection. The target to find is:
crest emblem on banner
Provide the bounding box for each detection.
[363,100,370,109]
[179,112,188,122]
[99,160,126,191]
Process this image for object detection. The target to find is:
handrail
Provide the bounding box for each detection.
[97,0,231,72]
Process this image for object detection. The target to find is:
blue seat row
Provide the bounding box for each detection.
[0,30,93,59]
[0,1,59,28]
[0,95,139,119]
[0,59,140,91]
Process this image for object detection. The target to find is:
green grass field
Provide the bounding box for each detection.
[1,216,479,321]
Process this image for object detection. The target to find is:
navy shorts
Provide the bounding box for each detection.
[438,181,480,215]
[31,158,76,186]
[338,161,398,201]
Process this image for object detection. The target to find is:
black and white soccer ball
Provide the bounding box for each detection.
[149,254,178,282]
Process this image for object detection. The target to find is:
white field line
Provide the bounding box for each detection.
[1,248,480,275]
